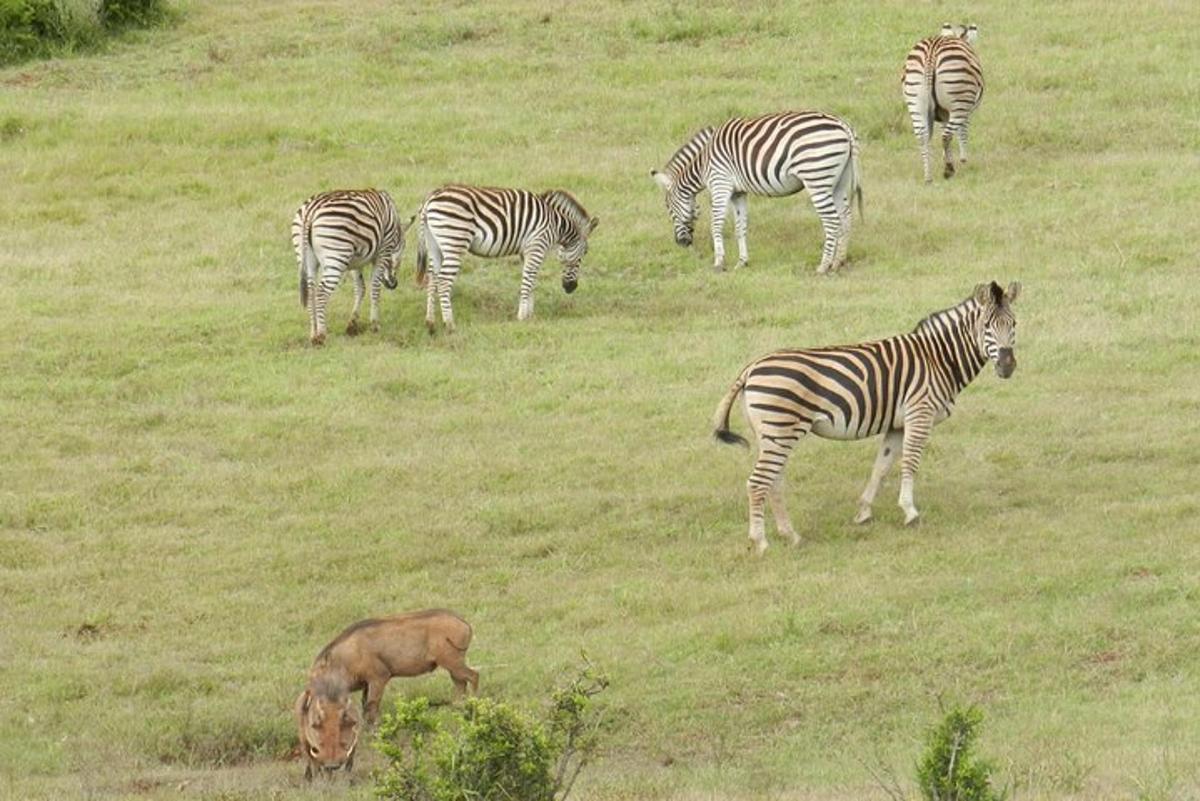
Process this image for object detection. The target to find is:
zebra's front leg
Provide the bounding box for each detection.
[769,475,800,547]
[809,189,842,274]
[898,409,934,525]
[709,185,731,272]
[855,429,903,524]
[516,247,546,321]
[731,193,749,269]
[346,269,365,336]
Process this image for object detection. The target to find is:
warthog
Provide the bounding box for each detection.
[295,609,479,778]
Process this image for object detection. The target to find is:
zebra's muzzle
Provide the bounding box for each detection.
[382,276,398,290]
[995,349,1016,378]
[562,279,578,294]
[675,233,693,247]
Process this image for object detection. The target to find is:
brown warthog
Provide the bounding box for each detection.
[304,608,478,726]
[294,673,361,780]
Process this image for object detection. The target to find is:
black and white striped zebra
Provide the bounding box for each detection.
[650,111,862,275]
[292,189,414,346]
[713,282,1020,554]
[415,185,599,332]
[903,24,984,182]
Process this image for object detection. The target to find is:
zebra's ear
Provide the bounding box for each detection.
[964,24,979,44]
[651,170,672,191]
[940,22,955,36]
[1005,282,1021,305]
[588,216,599,234]
[972,282,994,307]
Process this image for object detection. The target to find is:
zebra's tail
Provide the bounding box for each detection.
[415,219,429,287]
[851,135,864,222]
[298,221,315,308]
[712,366,751,448]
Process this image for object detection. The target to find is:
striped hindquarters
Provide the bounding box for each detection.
[902,34,983,123]
[292,189,400,303]
[709,111,857,197]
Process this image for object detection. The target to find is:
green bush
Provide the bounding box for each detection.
[374,660,609,801]
[916,706,1007,801]
[0,0,167,66]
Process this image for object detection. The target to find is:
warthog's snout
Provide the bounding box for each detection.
[995,348,1016,378]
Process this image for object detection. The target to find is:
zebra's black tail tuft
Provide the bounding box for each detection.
[714,428,749,448]
[299,273,308,308]
[712,368,751,448]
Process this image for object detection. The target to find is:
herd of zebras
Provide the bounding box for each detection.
[290,24,1018,553]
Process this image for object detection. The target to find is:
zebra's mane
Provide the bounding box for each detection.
[664,126,715,175]
[912,295,979,334]
[540,190,592,234]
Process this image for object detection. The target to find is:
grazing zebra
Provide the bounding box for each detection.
[650,111,862,275]
[415,185,599,332]
[292,189,414,346]
[713,282,1020,554]
[902,23,984,182]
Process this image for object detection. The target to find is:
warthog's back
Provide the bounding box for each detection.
[314,609,473,684]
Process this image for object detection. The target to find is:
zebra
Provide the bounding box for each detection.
[902,23,984,182]
[292,189,414,346]
[712,281,1020,554]
[650,111,862,275]
[415,185,599,332]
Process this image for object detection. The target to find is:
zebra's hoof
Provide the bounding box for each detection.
[853,508,873,525]
[345,321,361,336]
[748,539,768,556]
[712,264,725,273]
[735,260,748,270]
[425,321,436,336]
[310,333,326,347]
[370,322,380,334]
[943,163,956,179]
[904,513,921,527]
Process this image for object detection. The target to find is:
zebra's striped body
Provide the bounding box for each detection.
[651,111,862,274]
[713,282,1020,554]
[291,189,413,345]
[902,24,984,182]
[416,185,598,331]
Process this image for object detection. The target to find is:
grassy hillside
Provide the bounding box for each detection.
[1,1,1198,799]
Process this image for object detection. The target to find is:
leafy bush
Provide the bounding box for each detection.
[374,660,609,801]
[0,0,168,66]
[916,706,1007,801]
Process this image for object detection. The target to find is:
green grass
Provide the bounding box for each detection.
[1,1,1198,799]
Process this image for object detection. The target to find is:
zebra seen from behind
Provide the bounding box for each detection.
[713,281,1020,555]
[902,23,984,182]
[416,185,599,332]
[292,189,414,346]
[651,111,862,275]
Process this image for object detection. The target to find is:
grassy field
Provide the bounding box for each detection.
[2,1,1198,799]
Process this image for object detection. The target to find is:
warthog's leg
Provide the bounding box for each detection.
[447,663,479,697]
[363,679,389,726]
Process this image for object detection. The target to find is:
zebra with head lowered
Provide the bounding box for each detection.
[292,189,414,346]
[903,23,984,182]
[416,185,599,332]
[651,111,862,275]
[713,281,1020,555]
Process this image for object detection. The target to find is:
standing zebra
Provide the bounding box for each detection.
[713,282,1020,554]
[650,111,862,275]
[292,189,414,346]
[416,185,599,332]
[902,24,984,182]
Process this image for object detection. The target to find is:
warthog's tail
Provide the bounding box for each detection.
[713,365,751,448]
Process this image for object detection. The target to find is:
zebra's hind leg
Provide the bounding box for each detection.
[941,126,957,179]
[855,429,903,524]
[809,189,842,275]
[769,476,801,547]
[346,269,365,336]
[746,427,804,555]
[731,193,749,269]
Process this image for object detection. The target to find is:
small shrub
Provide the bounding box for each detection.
[916,706,1007,801]
[0,0,168,66]
[374,659,609,801]
[99,0,166,30]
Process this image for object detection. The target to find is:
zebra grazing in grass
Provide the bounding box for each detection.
[713,281,1020,554]
[651,111,862,275]
[292,189,414,346]
[903,23,984,182]
[416,185,599,332]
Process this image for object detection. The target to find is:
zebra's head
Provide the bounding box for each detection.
[558,216,599,294]
[942,22,979,43]
[972,281,1020,378]
[651,170,698,247]
[381,214,417,290]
